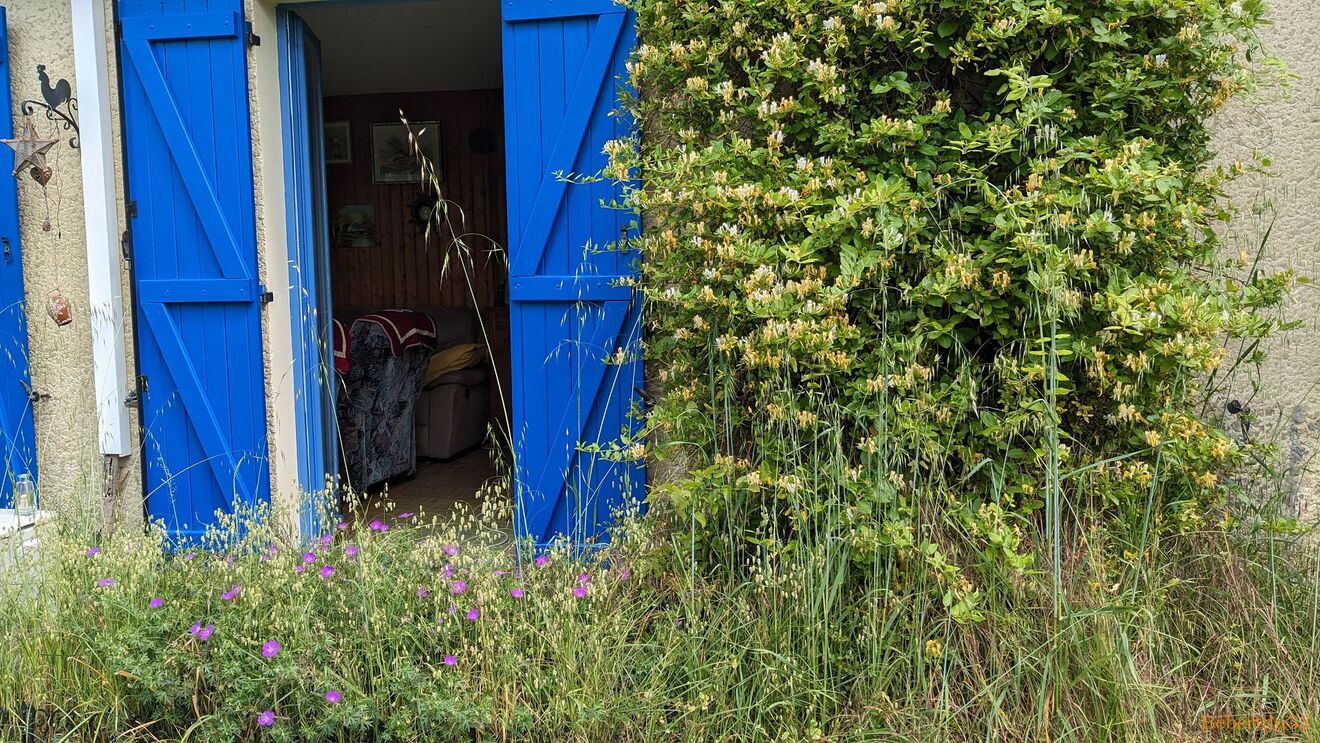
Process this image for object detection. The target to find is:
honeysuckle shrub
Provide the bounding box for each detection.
[616,0,1298,593]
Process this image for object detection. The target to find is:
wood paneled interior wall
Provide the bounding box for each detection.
[325,89,512,442]
[324,90,507,312]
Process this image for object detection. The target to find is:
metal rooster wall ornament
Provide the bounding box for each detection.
[20,64,79,149]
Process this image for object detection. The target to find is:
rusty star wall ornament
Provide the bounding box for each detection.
[2,120,58,179]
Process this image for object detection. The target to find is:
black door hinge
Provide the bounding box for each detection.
[19,380,49,404]
[125,376,147,408]
[260,287,274,305]
[120,229,132,262]
[126,200,137,219]
[246,21,261,47]
[2,237,11,263]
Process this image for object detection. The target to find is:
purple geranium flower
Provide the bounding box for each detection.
[441,563,454,578]
[443,655,457,666]
[451,580,466,595]
[97,578,115,588]
[618,568,632,581]
[257,710,275,727]
[578,572,590,586]
[296,565,306,573]
[466,607,480,621]
[190,623,215,642]
[302,552,316,564]
[320,565,335,578]
[86,547,100,557]
[320,533,333,546]
[337,521,349,530]
[220,585,241,601]
[494,569,507,577]
[182,552,196,561]
[534,554,549,568]
[510,587,524,599]
[149,597,164,609]
[417,586,430,598]
[325,690,341,704]
[397,512,414,520]
[261,640,280,658]
[574,585,587,599]
[345,544,358,558]
[369,519,389,532]
[443,545,459,557]
[448,604,458,615]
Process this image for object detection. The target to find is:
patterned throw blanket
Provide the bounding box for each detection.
[333,310,439,373]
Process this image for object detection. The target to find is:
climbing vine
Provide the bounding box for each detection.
[611,0,1296,606]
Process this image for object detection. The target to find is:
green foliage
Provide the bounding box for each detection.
[617,0,1297,582]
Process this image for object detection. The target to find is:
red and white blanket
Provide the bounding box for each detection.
[333,319,350,374]
[333,310,439,373]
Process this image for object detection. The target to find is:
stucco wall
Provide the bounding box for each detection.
[1213,3,1320,516]
[0,0,140,531]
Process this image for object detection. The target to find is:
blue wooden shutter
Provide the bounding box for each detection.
[118,1,269,539]
[0,8,38,508]
[278,11,335,537]
[503,0,644,546]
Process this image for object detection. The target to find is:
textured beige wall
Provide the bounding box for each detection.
[1213,2,1320,516]
[0,0,141,531]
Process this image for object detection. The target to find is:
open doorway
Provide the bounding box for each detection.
[281,0,512,523]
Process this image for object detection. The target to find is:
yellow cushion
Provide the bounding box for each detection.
[423,343,486,386]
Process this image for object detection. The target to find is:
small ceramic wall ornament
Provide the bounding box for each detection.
[46,290,72,326]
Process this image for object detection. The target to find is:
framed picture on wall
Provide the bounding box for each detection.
[331,204,377,248]
[371,122,441,184]
[325,121,352,164]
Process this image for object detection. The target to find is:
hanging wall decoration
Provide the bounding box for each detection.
[3,114,73,326]
[1,119,57,183]
[21,65,79,149]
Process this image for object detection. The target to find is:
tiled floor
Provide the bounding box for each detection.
[350,446,503,522]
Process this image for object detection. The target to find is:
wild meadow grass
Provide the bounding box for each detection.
[2,434,1318,742]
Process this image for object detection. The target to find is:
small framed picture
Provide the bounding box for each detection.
[324,121,351,164]
[371,122,441,184]
[332,204,377,248]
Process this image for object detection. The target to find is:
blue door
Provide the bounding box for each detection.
[0,8,38,508]
[502,1,644,546]
[278,10,336,536]
[119,1,269,540]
